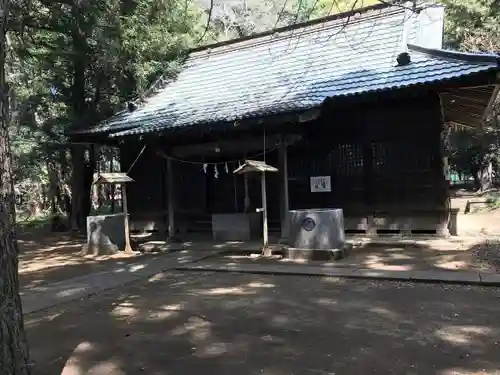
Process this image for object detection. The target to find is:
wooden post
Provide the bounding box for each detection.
[167,157,176,239]
[121,183,133,253]
[233,165,238,212]
[279,137,289,238]
[261,172,269,250]
[244,174,250,212]
[110,153,115,213]
[243,154,250,212]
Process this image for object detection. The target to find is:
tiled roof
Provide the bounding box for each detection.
[80,4,500,137]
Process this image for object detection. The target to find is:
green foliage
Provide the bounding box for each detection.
[7,0,203,220]
[449,128,500,175]
[6,0,500,209]
[442,0,500,189]
[486,191,500,210]
[442,0,500,52]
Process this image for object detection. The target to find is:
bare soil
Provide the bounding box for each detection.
[16,198,500,289]
[26,271,500,375]
[207,237,500,274]
[17,232,162,289]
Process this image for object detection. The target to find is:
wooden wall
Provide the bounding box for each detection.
[122,92,448,234]
[287,92,448,233]
[120,145,168,231]
[287,93,445,215]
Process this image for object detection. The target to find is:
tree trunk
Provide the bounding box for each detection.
[70,145,96,231]
[69,3,96,232]
[70,145,84,230]
[477,160,493,192]
[0,0,31,371]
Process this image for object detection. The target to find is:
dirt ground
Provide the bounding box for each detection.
[451,193,500,237]
[17,223,500,292]
[16,196,500,289]
[17,232,162,289]
[26,271,500,375]
[210,239,500,274]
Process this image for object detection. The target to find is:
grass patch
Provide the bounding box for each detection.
[17,215,53,229]
[486,191,500,210]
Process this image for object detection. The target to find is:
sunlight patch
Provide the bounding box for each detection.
[162,303,184,311]
[57,287,87,298]
[111,304,140,318]
[61,342,96,375]
[88,360,125,375]
[147,304,184,321]
[202,287,250,295]
[171,316,212,342]
[247,281,275,288]
[369,306,400,320]
[148,273,168,282]
[197,342,228,358]
[315,298,338,307]
[435,325,492,346]
[439,368,490,375]
[148,310,179,321]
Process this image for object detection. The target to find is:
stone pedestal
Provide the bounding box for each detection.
[448,208,459,236]
[285,209,348,260]
[83,213,128,256]
[287,209,345,249]
[212,213,261,241]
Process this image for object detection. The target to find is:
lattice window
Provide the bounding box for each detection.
[329,143,363,176]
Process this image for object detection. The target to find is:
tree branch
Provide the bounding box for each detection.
[197,0,214,44]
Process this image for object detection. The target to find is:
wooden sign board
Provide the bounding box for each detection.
[310,176,331,193]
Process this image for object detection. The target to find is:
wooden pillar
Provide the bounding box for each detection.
[278,137,289,239]
[110,152,115,213]
[440,123,451,236]
[261,172,269,249]
[438,95,451,236]
[121,183,133,253]
[243,153,250,212]
[233,164,238,212]
[167,157,176,238]
[362,136,376,235]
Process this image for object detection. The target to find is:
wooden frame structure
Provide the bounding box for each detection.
[234,160,278,249]
[93,172,134,253]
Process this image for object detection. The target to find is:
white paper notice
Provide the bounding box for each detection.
[310,176,331,192]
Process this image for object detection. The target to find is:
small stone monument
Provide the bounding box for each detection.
[284,208,352,261]
[83,172,135,255]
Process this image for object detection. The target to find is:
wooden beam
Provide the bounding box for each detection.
[482,84,500,125]
[448,87,497,102]
[171,134,302,159]
[441,93,490,105]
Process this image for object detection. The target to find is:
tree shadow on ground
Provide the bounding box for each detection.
[17,232,181,289]
[208,239,500,275]
[26,270,500,375]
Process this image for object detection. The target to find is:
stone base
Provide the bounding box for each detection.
[282,243,352,261]
[81,244,119,256]
[344,211,451,236]
[212,213,261,241]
